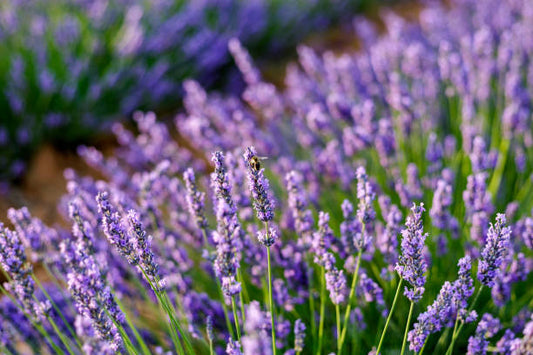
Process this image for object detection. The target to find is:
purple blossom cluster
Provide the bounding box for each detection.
[395,203,428,303]
[478,214,512,288]
[408,256,476,352]
[467,313,501,355]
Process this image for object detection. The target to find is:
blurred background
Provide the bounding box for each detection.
[0,0,417,223]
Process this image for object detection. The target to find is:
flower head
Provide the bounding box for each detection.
[293,319,306,352]
[395,203,428,303]
[478,214,511,288]
[243,146,274,222]
[184,167,208,231]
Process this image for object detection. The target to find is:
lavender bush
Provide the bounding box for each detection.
[0,0,374,182]
[0,0,533,354]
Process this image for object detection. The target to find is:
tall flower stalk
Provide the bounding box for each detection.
[338,166,375,353]
[244,146,277,355]
[376,203,428,355]
[211,151,245,341]
[446,214,511,355]
[184,167,236,340]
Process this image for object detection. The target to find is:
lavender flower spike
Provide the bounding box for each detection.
[408,256,475,352]
[184,167,209,231]
[212,151,236,211]
[286,170,314,247]
[467,313,501,355]
[214,200,242,296]
[478,214,511,288]
[227,337,243,355]
[395,203,428,303]
[97,191,139,266]
[356,166,376,224]
[243,146,274,222]
[0,223,49,320]
[294,319,306,353]
[127,210,159,278]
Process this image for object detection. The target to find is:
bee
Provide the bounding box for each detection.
[250,155,268,171]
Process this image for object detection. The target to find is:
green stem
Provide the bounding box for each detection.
[46,313,78,355]
[139,269,186,354]
[401,301,415,355]
[237,270,247,324]
[267,244,277,355]
[446,314,461,355]
[338,250,363,352]
[376,278,404,355]
[445,285,484,355]
[488,138,510,198]
[317,268,326,355]
[203,227,236,340]
[0,283,64,354]
[336,304,341,354]
[114,296,152,355]
[309,273,317,353]
[231,296,242,341]
[33,275,82,349]
[418,336,428,355]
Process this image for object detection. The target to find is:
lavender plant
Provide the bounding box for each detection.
[0,0,532,354]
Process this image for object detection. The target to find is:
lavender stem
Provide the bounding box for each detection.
[376,278,404,354]
[401,301,415,355]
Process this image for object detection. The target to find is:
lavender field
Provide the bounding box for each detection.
[0,0,533,354]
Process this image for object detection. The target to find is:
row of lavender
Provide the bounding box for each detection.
[1,0,533,353]
[0,0,372,182]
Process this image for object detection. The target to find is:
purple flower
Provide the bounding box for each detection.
[463,173,493,246]
[242,301,271,355]
[228,38,261,85]
[496,329,515,355]
[408,281,455,352]
[358,270,385,312]
[491,251,532,307]
[126,210,159,279]
[7,207,59,263]
[257,226,278,248]
[467,313,501,355]
[286,170,314,247]
[206,316,214,343]
[97,191,139,266]
[211,151,236,211]
[340,200,370,256]
[454,256,476,322]
[430,179,458,236]
[312,212,335,266]
[0,223,49,320]
[356,166,376,224]
[294,319,305,353]
[60,237,124,352]
[478,214,511,288]
[510,314,533,354]
[244,146,275,222]
[183,167,209,231]
[377,196,402,266]
[227,337,243,355]
[213,200,242,296]
[408,256,475,352]
[395,203,428,303]
[323,253,347,305]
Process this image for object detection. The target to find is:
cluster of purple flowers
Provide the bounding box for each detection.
[0,0,532,354]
